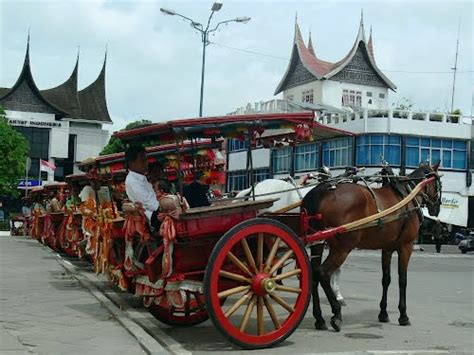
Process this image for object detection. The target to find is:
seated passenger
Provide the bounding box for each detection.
[153,180,188,220]
[124,145,160,228]
[47,192,62,213]
[182,180,210,208]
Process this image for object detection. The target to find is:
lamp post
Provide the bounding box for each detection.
[160,2,250,117]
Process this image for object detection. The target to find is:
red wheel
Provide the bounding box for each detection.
[204,218,311,349]
[148,291,209,327]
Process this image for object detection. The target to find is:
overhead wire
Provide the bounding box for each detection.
[210,41,473,74]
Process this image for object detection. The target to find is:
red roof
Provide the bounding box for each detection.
[275,18,396,94]
[113,112,316,143]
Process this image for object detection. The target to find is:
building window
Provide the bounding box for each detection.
[322,138,352,167]
[356,134,401,166]
[302,89,314,103]
[226,168,269,192]
[228,139,249,152]
[253,168,270,183]
[342,90,362,107]
[405,137,467,169]
[379,93,385,99]
[227,170,247,192]
[368,99,373,104]
[295,142,318,172]
[13,126,50,177]
[272,146,292,173]
[367,92,372,97]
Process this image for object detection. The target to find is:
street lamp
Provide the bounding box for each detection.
[160,2,250,117]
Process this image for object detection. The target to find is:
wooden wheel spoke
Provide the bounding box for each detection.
[257,296,264,335]
[272,268,301,282]
[218,285,250,299]
[264,237,280,272]
[269,292,295,313]
[227,252,252,276]
[269,250,294,275]
[257,233,264,271]
[263,295,281,330]
[219,270,251,283]
[275,284,301,294]
[224,291,253,318]
[239,295,257,332]
[241,238,258,274]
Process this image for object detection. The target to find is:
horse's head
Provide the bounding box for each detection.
[409,161,442,216]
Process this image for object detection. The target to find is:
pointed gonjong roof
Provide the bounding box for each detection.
[77,52,111,123]
[0,34,69,116]
[274,14,396,95]
[0,36,112,123]
[41,51,80,118]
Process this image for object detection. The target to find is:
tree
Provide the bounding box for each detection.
[100,119,153,155]
[0,106,29,197]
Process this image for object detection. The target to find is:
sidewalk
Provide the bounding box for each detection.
[0,232,148,355]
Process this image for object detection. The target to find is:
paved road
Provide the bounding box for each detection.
[159,246,473,354]
[0,233,148,355]
[1,231,472,354]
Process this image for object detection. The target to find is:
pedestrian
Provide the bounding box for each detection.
[433,220,443,253]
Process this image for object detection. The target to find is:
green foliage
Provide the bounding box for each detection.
[0,106,29,197]
[100,119,153,155]
[451,109,462,115]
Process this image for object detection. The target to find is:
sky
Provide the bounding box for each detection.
[0,0,472,133]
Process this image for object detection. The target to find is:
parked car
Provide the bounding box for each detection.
[458,232,474,254]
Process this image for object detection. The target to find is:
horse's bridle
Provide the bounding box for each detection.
[409,172,442,212]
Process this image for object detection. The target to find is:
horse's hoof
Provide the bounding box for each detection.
[315,321,328,330]
[378,312,389,323]
[330,317,342,332]
[398,316,411,326]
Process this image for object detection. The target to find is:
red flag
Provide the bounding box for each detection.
[40,159,56,174]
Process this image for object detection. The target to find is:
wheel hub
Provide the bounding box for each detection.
[252,273,274,296]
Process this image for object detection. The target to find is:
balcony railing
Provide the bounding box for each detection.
[228,99,471,126]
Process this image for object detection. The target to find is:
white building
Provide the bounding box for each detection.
[227,17,473,229]
[274,16,396,111]
[1,37,111,182]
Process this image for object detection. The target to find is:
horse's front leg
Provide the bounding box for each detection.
[310,244,327,330]
[378,249,393,322]
[397,244,412,326]
[318,250,349,332]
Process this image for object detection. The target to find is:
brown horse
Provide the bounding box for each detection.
[302,162,442,331]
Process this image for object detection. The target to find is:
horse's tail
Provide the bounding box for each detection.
[301,182,332,231]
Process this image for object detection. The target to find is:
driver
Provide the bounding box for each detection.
[124,145,160,228]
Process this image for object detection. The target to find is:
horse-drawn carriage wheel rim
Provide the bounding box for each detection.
[204,218,311,349]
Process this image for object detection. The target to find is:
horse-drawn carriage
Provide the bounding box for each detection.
[110,112,441,348]
[27,112,441,349]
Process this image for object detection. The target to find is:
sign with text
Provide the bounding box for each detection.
[8,118,63,128]
[423,192,468,227]
[17,180,42,189]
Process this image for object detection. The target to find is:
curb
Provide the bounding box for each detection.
[43,244,191,355]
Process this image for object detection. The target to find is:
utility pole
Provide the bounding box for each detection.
[450,18,461,113]
[160,3,250,117]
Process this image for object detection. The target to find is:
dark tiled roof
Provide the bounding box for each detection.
[0,38,68,116]
[0,87,10,98]
[77,56,112,123]
[1,40,112,123]
[41,57,80,117]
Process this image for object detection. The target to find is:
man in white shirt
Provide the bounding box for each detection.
[125,145,159,226]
